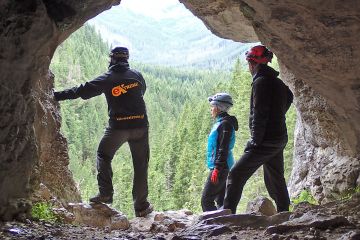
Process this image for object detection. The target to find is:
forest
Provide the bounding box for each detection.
[51,24,296,218]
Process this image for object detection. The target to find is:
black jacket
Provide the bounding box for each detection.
[249,64,293,145]
[54,62,148,129]
[214,112,239,170]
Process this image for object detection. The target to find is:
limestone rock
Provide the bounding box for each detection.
[131,209,195,233]
[31,183,53,203]
[180,0,257,42]
[265,211,352,235]
[52,207,75,224]
[174,222,233,239]
[175,211,290,239]
[203,212,291,229]
[280,67,360,203]
[246,196,277,216]
[197,209,232,221]
[290,202,322,220]
[130,212,156,232]
[66,203,129,230]
[0,199,32,221]
[338,231,360,240]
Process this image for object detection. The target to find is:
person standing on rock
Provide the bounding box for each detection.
[201,93,238,212]
[223,45,293,214]
[53,46,153,217]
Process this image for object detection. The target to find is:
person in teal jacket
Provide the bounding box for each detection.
[201,93,239,211]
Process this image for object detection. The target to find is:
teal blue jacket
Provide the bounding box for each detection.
[207,112,238,170]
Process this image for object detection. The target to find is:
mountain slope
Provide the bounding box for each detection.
[88,0,251,70]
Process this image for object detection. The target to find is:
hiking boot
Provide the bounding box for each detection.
[89,193,113,204]
[135,204,154,217]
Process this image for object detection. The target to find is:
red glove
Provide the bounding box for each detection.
[211,168,219,184]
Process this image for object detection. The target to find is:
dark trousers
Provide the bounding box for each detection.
[223,139,290,214]
[201,169,229,212]
[96,127,150,212]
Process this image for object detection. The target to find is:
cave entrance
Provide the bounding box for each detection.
[50,0,296,217]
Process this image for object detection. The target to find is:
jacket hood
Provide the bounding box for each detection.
[218,113,239,131]
[109,62,130,72]
[253,64,279,81]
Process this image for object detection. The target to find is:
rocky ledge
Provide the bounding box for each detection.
[1,193,359,240]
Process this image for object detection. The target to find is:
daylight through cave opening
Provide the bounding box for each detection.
[49,0,298,217]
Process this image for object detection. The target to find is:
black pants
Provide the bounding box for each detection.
[96,127,150,212]
[223,139,290,214]
[201,169,229,212]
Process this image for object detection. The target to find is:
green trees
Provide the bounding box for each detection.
[51,24,296,218]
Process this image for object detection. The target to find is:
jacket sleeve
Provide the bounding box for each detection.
[54,73,109,101]
[214,121,233,170]
[138,71,147,95]
[251,77,271,145]
[286,87,293,111]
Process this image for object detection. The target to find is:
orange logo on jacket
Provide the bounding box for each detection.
[111,82,139,97]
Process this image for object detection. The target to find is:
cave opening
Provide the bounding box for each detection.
[49,0,296,218]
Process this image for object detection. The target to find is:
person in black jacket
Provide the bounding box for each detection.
[53,47,153,217]
[201,93,238,212]
[223,45,293,214]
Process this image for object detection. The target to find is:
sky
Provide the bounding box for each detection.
[114,0,193,20]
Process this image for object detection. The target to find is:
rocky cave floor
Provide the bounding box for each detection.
[1,194,360,240]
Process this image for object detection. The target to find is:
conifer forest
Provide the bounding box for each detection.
[51,25,296,218]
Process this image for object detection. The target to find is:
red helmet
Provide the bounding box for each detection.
[245,45,273,64]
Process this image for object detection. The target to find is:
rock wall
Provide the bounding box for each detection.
[280,65,360,202]
[33,71,81,204]
[179,0,258,42]
[181,0,360,202]
[0,0,120,220]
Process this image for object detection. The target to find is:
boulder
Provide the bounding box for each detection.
[175,211,291,239]
[246,196,277,216]
[130,209,195,233]
[197,209,232,221]
[203,212,291,229]
[31,183,53,203]
[66,203,129,230]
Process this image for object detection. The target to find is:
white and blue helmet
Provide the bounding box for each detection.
[208,93,233,112]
